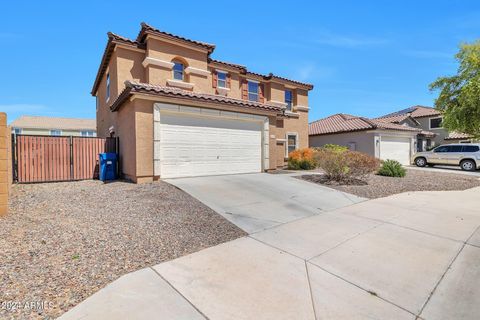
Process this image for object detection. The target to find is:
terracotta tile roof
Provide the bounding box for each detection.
[380,105,442,119]
[136,22,215,53]
[110,81,283,113]
[420,130,437,137]
[11,116,96,131]
[93,23,314,97]
[91,32,145,95]
[374,114,420,125]
[309,113,421,136]
[445,132,473,140]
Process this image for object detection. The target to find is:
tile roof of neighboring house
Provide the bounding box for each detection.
[374,114,420,125]
[445,132,473,140]
[110,81,283,113]
[92,23,314,96]
[11,116,96,131]
[309,113,421,136]
[136,22,216,53]
[379,105,442,119]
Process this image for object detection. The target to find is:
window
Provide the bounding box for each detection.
[248,81,259,102]
[287,134,298,156]
[285,90,293,111]
[448,145,463,152]
[50,130,62,136]
[217,71,227,88]
[173,62,184,81]
[430,117,442,129]
[81,130,95,137]
[462,145,480,153]
[106,73,110,102]
[13,128,22,135]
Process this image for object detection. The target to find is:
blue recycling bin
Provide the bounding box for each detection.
[99,153,117,181]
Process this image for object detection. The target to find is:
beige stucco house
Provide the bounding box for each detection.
[11,116,96,137]
[309,114,421,165]
[377,105,473,151]
[93,23,313,182]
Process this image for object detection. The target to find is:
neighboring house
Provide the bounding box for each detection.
[309,114,421,165]
[93,23,313,182]
[10,116,96,137]
[377,105,473,151]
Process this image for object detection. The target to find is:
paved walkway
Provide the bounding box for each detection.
[60,186,480,320]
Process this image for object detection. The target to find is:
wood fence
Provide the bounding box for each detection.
[13,135,118,183]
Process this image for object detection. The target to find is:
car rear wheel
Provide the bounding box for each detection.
[415,157,427,167]
[460,159,476,171]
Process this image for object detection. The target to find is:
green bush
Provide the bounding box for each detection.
[377,160,406,177]
[322,144,349,152]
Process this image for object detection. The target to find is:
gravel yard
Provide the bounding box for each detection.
[0,180,245,320]
[300,169,480,199]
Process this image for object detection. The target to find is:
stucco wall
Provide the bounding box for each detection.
[415,116,450,146]
[309,131,376,156]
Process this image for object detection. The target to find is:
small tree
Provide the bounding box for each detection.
[429,40,480,138]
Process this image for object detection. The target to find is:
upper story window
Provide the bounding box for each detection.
[81,130,96,137]
[285,90,293,111]
[106,73,110,102]
[248,81,259,102]
[430,117,442,129]
[217,71,227,88]
[50,130,62,136]
[173,62,184,81]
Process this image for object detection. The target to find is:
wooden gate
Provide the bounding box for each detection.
[13,135,118,183]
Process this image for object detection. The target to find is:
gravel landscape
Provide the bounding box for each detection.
[0,180,245,320]
[300,169,480,199]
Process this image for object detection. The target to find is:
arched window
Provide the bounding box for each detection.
[173,61,184,81]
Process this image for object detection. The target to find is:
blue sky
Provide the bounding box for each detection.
[1,1,479,124]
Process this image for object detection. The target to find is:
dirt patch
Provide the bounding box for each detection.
[299,169,480,199]
[0,180,245,319]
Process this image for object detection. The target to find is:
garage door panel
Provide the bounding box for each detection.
[158,112,262,178]
[380,137,411,165]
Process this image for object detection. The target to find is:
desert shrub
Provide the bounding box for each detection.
[322,144,349,153]
[288,148,316,170]
[314,149,380,182]
[377,159,406,177]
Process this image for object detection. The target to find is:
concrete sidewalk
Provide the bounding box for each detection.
[60,187,480,320]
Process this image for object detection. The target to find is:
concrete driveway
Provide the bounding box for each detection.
[165,173,365,233]
[407,165,480,177]
[60,184,480,320]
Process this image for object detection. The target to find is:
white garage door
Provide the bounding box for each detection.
[379,136,411,165]
[158,112,263,178]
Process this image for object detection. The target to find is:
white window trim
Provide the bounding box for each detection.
[429,116,443,130]
[81,130,96,137]
[285,90,293,111]
[13,128,22,135]
[247,80,259,102]
[216,70,228,88]
[50,129,62,136]
[285,132,299,158]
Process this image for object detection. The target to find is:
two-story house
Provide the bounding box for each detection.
[377,106,473,151]
[93,23,313,182]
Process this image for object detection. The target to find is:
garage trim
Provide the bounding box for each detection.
[153,103,269,177]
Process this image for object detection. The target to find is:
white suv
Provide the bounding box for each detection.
[412,143,480,171]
